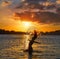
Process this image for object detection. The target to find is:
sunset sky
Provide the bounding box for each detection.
[0,0,60,32]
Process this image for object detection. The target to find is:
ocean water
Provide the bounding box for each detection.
[0,34,60,59]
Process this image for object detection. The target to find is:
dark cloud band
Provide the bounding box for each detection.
[13,12,60,24]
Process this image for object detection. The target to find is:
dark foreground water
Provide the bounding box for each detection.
[0,34,60,59]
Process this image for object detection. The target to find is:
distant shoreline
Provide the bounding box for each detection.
[0,29,60,35]
[0,29,28,35]
[40,30,60,35]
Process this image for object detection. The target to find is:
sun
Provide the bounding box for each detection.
[23,22,31,27]
[22,21,32,28]
[20,21,40,32]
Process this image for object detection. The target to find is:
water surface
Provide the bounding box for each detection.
[0,34,60,59]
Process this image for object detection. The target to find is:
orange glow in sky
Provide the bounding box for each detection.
[0,16,60,32]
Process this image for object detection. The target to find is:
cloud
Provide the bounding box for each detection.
[12,0,60,24]
[56,0,60,4]
[12,12,60,24]
[50,0,56,2]
[15,0,47,9]
[15,0,57,9]
[1,1,12,7]
[14,0,57,14]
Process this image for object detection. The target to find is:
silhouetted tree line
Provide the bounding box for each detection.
[0,29,60,35]
[40,30,60,35]
[0,29,27,34]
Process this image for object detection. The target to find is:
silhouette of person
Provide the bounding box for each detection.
[28,30,37,54]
